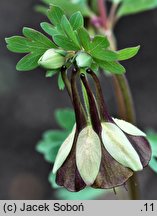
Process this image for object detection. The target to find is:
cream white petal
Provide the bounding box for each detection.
[76,126,101,185]
[101,122,143,171]
[53,125,76,174]
[113,118,146,137]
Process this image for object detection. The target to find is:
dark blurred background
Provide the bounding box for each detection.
[0,0,157,199]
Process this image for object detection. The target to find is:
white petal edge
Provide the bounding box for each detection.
[76,126,101,185]
[52,124,76,174]
[113,118,146,137]
[101,122,143,171]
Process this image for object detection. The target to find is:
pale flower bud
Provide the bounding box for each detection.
[38,49,65,69]
[76,52,92,68]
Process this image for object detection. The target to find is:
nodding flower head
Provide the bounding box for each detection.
[52,67,151,192]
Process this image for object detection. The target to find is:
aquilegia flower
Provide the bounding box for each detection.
[52,68,151,192]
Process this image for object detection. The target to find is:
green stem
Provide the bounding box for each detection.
[113,74,136,123]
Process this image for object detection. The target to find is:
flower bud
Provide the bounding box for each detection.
[76,52,92,68]
[38,49,65,69]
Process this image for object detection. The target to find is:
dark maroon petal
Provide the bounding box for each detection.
[56,132,86,192]
[71,68,87,132]
[92,144,133,189]
[86,68,113,122]
[80,73,101,135]
[127,135,152,167]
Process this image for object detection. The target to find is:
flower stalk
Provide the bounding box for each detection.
[96,0,139,200]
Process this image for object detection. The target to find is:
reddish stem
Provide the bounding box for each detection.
[98,0,108,29]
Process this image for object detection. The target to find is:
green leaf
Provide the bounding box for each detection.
[45,70,57,77]
[110,0,122,3]
[53,35,79,50]
[90,35,110,50]
[35,5,48,15]
[90,49,118,62]
[77,27,91,51]
[16,52,42,71]
[57,187,108,200]
[36,108,75,163]
[5,36,32,53]
[6,28,56,56]
[118,0,157,17]
[117,46,140,61]
[90,62,99,74]
[42,0,92,17]
[23,27,56,49]
[36,130,69,163]
[61,15,80,47]
[47,5,64,26]
[87,36,117,62]
[40,22,58,37]
[58,72,65,90]
[6,27,58,72]
[146,130,157,173]
[69,12,84,30]
[96,59,126,74]
[55,108,75,130]
[48,173,60,189]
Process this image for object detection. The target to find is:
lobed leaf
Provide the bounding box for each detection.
[117,46,140,61]
[41,22,58,37]
[57,186,107,200]
[69,11,84,30]
[118,0,157,17]
[96,59,126,74]
[61,15,80,47]
[42,0,92,16]
[23,27,56,49]
[77,27,91,51]
[147,130,157,173]
[90,35,110,50]
[55,108,75,130]
[36,130,69,163]
[48,173,60,189]
[53,34,80,50]
[90,49,118,62]
[16,52,42,71]
[47,5,64,26]
[5,36,32,53]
